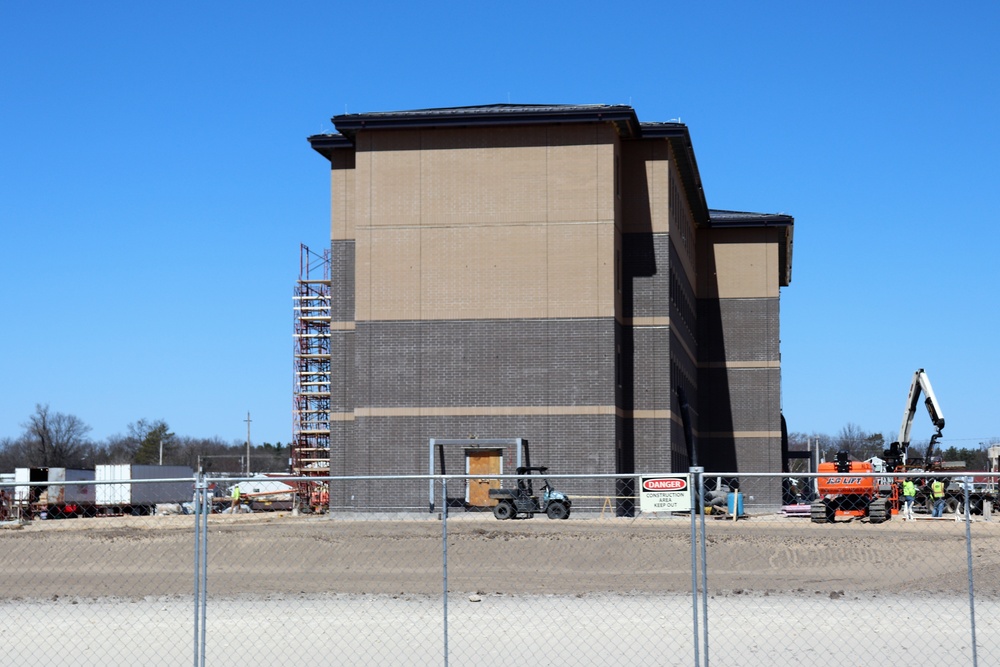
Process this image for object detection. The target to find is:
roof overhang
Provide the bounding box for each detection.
[308,104,641,160]
[329,104,641,140]
[306,133,353,160]
[640,122,709,227]
[708,209,795,286]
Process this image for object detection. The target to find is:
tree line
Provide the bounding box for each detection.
[6,407,996,476]
[0,404,290,474]
[788,422,998,472]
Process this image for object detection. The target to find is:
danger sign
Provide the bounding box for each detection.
[639,475,692,513]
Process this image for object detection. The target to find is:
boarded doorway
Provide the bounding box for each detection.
[466,449,503,507]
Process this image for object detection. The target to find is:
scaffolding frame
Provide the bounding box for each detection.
[292,244,332,510]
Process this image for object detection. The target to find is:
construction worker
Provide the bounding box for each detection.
[902,479,917,521]
[230,484,241,512]
[931,478,947,518]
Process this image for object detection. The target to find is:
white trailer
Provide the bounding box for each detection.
[95,465,194,515]
[13,467,96,518]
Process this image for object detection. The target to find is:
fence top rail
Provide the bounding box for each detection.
[766,471,997,479]
[4,470,995,491]
[0,476,200,489]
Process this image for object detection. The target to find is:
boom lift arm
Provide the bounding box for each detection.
[891,368,945,465]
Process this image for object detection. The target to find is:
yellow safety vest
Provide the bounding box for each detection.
[902,481,916,497]
[931,480,945,498]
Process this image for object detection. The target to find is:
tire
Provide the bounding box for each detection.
[810,500,832,524]
[944,497,961,514]
[545,501,568,520]
[492,501,515,520]
[868,499,888,524]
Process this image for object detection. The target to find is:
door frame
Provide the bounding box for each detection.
[464,448,504,506]
[427,438,527,513]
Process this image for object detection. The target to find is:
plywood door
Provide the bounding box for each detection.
[467,450,502,507]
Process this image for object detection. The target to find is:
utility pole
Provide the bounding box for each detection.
[244,412,252,476]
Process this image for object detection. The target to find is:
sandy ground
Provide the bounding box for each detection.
[2,511,999,665]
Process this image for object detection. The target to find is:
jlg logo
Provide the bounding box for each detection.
[825,477,863,485]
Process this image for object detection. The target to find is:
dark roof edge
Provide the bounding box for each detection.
[332,104,641,139]
[308,133,352,160]
[708,209,795,227]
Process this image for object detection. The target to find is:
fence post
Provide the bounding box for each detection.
[964,482,978,666]
[193,473,209,667]
[441,478,449,667]
[696,468,709,666]
[689,466,703,667]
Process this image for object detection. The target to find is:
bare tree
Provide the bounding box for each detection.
[786,431,832,471]
[174,436,241,472]
[21,404,92,467]
[0,436,28,471]
[833,422,867,459]
[101,433,136,464]
[827,423,891,461]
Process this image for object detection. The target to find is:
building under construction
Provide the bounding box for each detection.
[294,104,794,510]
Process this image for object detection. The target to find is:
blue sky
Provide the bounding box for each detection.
[2,2,998,452]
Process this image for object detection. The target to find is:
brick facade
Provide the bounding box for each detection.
[308,105,793,510]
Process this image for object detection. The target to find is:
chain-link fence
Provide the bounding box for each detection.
[1,470,998,666]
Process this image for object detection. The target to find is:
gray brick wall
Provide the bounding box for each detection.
[697,297,780,363]
[331,240,355,322]
[697,367,781,432]
[330,414,618,509]
[354,319,616,408]
[329,329,354,412]
[625,325,670,411]
[696,293,782,477]
[622,233,669,319]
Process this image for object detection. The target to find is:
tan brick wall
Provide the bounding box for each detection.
[362,227,421,320]
[668,153,698,288]
[350,125,619,321]
[621,139,670,235]
[696,227,782,299]
[329,150,355,241]
[360,131,423,229]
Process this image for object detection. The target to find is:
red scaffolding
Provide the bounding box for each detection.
[292,244,331,511]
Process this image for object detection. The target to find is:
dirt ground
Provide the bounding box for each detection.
[2,510,999,598]
[2,512,998,666]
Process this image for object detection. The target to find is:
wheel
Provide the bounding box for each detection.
[868,499,888,524]
[545,501,568,520]
[810,500,832,523]
[492,501,515,520]
[944,497,961,514]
